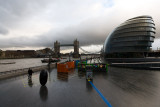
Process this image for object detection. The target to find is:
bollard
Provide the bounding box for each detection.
[86,65,93,80]
[39,70,48,86]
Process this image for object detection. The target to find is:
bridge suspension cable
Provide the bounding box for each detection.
[79,47,101,54]
[48,45,102,55]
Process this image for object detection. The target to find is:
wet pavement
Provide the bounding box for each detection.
[0,67,160,107]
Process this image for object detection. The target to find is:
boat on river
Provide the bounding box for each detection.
[41,58,60,63]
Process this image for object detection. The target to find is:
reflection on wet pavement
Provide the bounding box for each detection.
[57,72,69,81]
[109,67,158,97]
[28,77,33,87]
[39,86,48,101]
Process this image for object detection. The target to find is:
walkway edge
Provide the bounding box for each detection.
[0,64,55,80]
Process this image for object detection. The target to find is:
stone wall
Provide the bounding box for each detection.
[0,63,56,80]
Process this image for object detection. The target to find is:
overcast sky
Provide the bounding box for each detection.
[0,0,160,52]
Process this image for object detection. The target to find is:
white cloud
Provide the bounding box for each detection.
[152,38,160,50]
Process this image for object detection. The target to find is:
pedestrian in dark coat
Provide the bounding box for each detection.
[28,68,33,78]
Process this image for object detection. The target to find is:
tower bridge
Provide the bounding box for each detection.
[54,39,79,58]
[53,39,101,58]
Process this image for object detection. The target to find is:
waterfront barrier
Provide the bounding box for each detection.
[110,62,160,70]
[0,63,55,80]
[0,62,16,64]
[106,58,160,63]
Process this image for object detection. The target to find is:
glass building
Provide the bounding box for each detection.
[103,15,156,58]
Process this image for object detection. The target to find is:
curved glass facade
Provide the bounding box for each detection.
[104,15,156,57]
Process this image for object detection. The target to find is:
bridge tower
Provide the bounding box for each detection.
[73,39,79,58]
[53,39,79,58]
[54,41,60,57]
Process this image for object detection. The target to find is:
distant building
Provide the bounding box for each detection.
[103,15,155,58]
[0,49,5,58]
[36,48,53,57]
[5,50,36,58]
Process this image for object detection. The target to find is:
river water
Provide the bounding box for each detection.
[0,58,47,72]
[0,56,90,72]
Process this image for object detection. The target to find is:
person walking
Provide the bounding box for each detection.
[28,68,33,79]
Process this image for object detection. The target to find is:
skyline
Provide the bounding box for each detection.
[0,0,160,52]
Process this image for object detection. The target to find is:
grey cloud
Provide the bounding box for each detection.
[0,0,160,50]
[0,25,8,35]
[35,13,160,49]
[1,13,160,49]
[0,0,53,28]
[34,15,125,47]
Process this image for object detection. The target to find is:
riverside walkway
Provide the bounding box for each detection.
[0,66,160,107]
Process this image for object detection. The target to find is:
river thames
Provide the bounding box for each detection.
[0,57,89,72]
[0,58,47,72]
